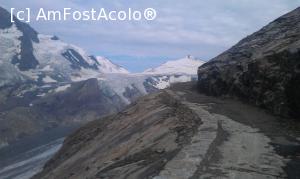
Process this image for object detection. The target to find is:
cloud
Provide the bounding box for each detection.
[1,0,300,65]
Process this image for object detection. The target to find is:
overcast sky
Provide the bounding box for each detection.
[1,0,300,72]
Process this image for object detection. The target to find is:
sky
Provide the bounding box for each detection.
[1,0,300,72]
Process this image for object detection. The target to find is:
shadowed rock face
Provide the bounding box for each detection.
[0,79,126,145]
[0,7,39,71]
[33,78,125,120]
[122,84,144,101]
[62,49,98,70]
[0,7,12,29]
[197,7,300,119]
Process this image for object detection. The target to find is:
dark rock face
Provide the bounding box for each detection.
[50,35,59,40]
[143,77,160,93]
[34,78,125,119]
[0,7,40,71]
[122,84,143,101]
[0,7,12,29]
[11,31,39,71]
[198,7,300,119]
[88,55,101,65]
[62,49,98,70]
[0,79,126,145]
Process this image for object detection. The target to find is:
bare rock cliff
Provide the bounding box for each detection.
[198,7,300,119]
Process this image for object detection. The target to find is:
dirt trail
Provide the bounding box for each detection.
[166,82,300,179]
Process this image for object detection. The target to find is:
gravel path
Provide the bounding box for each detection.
[153,85,300,179]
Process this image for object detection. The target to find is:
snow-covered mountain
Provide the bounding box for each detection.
[143,55,205,75]
[94,56,129,74]
[0,7,203,178]
[0,24,129,87]
[0,6,201,150]
[102,56,203,104]
[0,5,198,106]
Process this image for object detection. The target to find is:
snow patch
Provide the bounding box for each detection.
[54,84,71,93]
[96,56,129,74]
[43,76,57,83]
[150,75,192,89]
[41,65,54,72]
[36,93,46,97]
[19,70,40,81]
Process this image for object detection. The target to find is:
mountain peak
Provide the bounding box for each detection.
[95,56,130,74]
[143,56,205,75]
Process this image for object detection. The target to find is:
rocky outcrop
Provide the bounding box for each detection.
[197,7,300,119]
[33,89,203,179]
[0,6,40,71]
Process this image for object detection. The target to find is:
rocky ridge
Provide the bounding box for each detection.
[33,82,300,179]
[31,7,300,179]
[197,7,300,119]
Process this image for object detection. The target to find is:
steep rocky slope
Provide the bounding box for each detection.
[33,8,300,179]
[34,82,300,179]
[197,7,300,119]
[0,79,125,147]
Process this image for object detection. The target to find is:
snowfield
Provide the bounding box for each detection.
[143,55,205,75]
